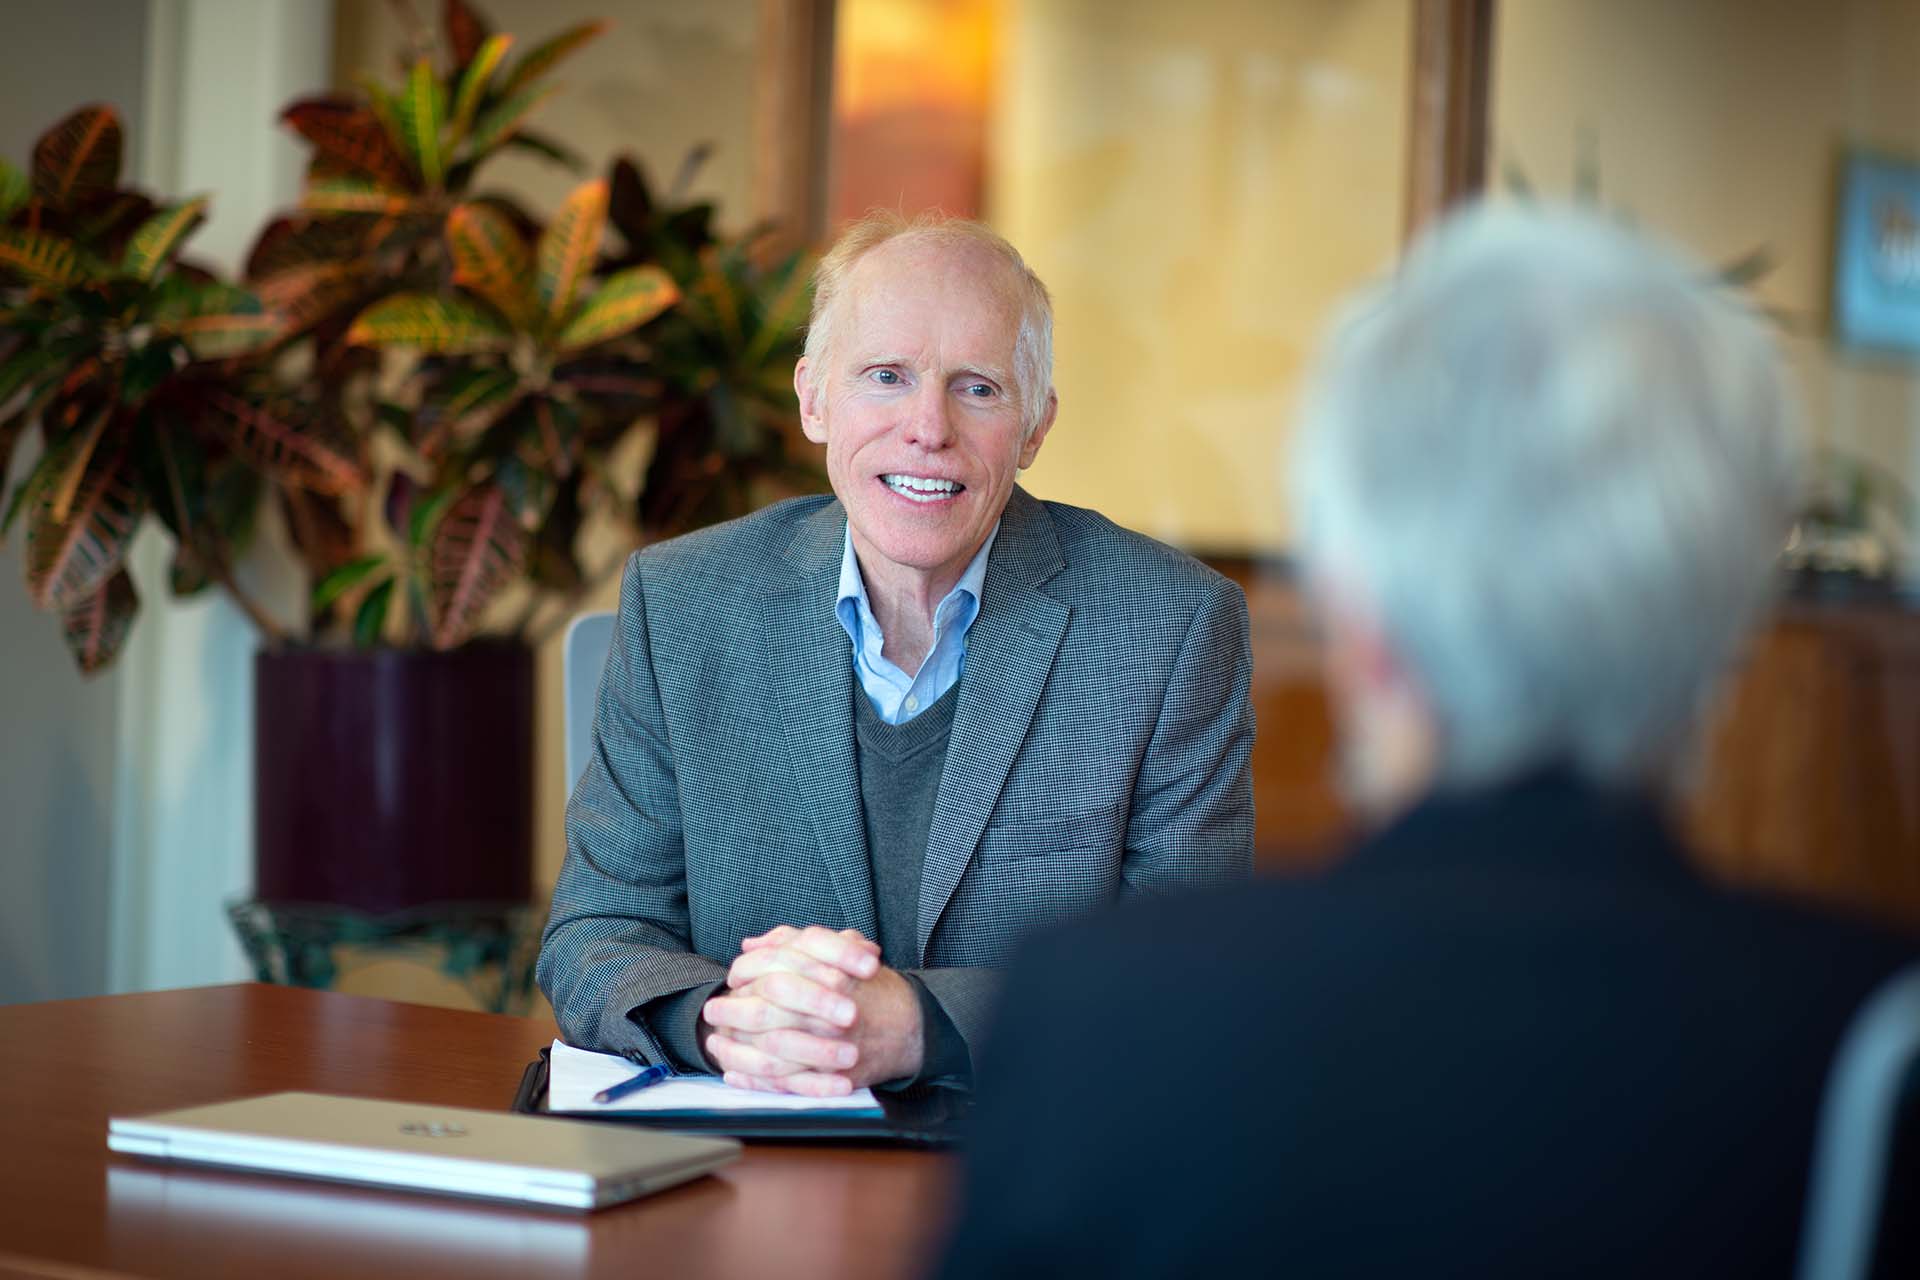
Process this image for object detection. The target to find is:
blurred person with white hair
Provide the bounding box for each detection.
[937,203,1918,1279]
[539,211,1254,1096]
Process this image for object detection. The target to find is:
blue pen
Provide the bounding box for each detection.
[593,1061,674,1105]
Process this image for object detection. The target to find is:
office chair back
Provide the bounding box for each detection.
[563,611,616,796]
[1799,962,1920,1280]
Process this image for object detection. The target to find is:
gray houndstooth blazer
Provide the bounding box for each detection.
[537,485,1255,1070]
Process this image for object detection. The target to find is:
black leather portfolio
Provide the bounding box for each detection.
[510,1047,969,1148]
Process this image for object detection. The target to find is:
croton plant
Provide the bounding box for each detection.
[0,106,286,672]
[1,0,819,673]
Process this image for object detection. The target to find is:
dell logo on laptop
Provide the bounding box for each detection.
[399,1121,469,1138]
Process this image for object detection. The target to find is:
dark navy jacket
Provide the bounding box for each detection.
[940,772,1918,1278]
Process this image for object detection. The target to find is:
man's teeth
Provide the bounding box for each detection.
[883,474,963,502]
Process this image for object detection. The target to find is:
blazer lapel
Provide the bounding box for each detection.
[917,488,1070,960]
[764,501,878,937]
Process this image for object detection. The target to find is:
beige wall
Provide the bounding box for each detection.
[1495,0,1920,560]
[990,0,1412,552]
[996,0,1920,556]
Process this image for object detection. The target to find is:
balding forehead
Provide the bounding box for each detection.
[842,242,1023,333]
[850,233,1027,302]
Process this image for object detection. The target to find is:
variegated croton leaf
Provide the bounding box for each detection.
[396,58,448,190]
[0,157,29,220]
[281,98,415,189]
[247,215,377,337]
[554,264,678,353]
[347,292,514,353]
[445,201,536,328]
[0,227,99,290]
[200,391,365,496]
[146,278,283,361]
[444,0,495,70]
[412,364,521,460]
[60,567,138,675]
[301,159,416,216]
[31,104,122,211]
[428,481,526,649]
[534,178,607,334]
[461,83,558,163]
[121,198,210,281]
[449,33,514,145]
[23,431,144,611]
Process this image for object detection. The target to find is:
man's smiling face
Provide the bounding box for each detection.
[796,235,1056,602]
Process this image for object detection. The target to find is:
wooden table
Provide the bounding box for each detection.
[0,984,956,1280]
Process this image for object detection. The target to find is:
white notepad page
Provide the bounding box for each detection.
[547,1040,885,1115]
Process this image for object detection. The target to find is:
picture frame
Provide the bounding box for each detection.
[1831,149,1920,354]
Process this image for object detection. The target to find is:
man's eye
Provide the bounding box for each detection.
[871,369,902,385]
[962,382,995,398]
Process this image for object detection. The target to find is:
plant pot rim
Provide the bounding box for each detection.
[259,637,534,661]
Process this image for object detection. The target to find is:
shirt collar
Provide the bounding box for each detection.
[836,521,1001,629]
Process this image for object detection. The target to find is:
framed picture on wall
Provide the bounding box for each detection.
[1832,150,1920,354]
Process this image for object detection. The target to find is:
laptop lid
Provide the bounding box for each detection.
[108,1091,740,1211]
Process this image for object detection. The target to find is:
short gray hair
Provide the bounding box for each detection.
[1291,202,1805,792]
[803,210,1056,438]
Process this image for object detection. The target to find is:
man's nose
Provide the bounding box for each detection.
[901,385,955,450]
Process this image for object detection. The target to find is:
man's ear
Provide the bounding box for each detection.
[795,358,828,445]
[1319,588,1407,707]
[1317,583,1439,811]
[1017,389,1059,469]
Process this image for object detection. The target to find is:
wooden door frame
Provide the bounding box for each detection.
[751,0,836,250]
[1405,0,1498,238]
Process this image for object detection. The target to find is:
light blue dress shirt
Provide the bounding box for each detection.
[834,522,999,724]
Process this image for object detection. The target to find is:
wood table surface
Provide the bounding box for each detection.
[0,984,957,1280]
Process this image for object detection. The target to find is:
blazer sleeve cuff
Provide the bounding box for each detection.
[634,979,727,1073]
[593,954,729,1067]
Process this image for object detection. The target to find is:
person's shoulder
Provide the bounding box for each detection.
[1036,497,1241,605]
[631,494,836,586]
[1710,879,1920,981]
[639,494,832,565]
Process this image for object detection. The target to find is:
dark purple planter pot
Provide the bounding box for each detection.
[253,642,534,914]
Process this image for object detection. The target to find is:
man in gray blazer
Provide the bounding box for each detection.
[538,211,1254,1095]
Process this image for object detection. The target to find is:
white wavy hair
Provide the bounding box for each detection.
[802,210,1056,439]
[1291,202,1806,792]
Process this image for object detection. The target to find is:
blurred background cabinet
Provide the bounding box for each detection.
[1233,564,1920,925]
[1689,595,1920,922]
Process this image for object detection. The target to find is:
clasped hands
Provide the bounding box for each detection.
[700,925,923,1095]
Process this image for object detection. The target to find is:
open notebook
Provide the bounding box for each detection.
[546,1041,886,1117]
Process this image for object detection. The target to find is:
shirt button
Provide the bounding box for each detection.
[905,694,920,713]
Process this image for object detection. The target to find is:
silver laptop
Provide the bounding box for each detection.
[108,1091,740,1211]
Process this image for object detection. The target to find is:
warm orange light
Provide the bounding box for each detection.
[830,0,998,222]
[836,0,997,118]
